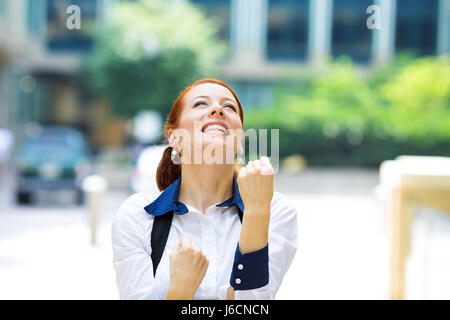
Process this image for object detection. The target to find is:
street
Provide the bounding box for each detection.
[1,169,449,299]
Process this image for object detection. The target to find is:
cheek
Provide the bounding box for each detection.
[177,111,199,133]
[179,109,204,131]
[230,116,243,134]
[226,118,244,148]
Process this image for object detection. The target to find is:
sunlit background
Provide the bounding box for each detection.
[0,0,449,300]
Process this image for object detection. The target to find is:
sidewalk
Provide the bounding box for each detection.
[0,191,128,300]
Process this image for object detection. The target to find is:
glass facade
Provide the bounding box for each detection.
[0,0,5,18]
[190,0,231,42]
[46,0,97,51]
[21,0,445,63]
[229,81,273,110]
[266,0,309,60]
[331,0,372,63]
[395,0,439,56]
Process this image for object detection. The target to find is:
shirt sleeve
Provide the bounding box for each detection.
[232,192,298,300]
[230,243,269,290]
[111,194,159,300]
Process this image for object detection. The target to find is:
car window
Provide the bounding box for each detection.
[18,129,88,161]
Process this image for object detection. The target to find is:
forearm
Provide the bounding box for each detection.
[238,205,270,253]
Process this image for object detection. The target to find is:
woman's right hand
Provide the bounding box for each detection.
[165,236,209,300]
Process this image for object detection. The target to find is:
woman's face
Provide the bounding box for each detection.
[169,83,244,165]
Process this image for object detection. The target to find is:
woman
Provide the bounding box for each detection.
[112,78,297,300]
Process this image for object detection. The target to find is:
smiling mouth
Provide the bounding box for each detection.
[202,123,229,136]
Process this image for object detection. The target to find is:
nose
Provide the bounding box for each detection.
[209,106,224,118]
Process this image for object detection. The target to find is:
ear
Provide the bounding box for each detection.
[167,129,178,147]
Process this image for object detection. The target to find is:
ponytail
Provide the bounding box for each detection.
[156,146,181,192]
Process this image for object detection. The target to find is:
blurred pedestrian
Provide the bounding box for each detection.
[0,124,14,209]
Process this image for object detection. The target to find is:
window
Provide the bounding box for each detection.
[190,0,231,42]
[46,0,97,51]
[267,0,309,60]
[28,0,46,36]
[0,0,5,18]
[395,0,439,56]
[229,81,273,110]
[331,0,372,63]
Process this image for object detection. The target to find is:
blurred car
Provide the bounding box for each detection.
[130,144,166,194]
[14,125,92,205]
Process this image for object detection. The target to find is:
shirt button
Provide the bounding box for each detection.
[238,264,244,270]
[235,278,241,285]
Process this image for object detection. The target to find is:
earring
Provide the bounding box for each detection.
[171,147,181,165]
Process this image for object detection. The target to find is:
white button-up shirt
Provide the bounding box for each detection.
[111,176,298,300]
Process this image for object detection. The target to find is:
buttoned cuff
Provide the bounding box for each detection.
[230,243,269,291]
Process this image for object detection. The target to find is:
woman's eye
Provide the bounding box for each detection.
[194,101,207,107]
[224,104,237,112]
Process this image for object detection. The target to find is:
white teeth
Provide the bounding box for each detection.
[203,124,227,134]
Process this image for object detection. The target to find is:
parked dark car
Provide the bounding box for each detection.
[14,125,92,205]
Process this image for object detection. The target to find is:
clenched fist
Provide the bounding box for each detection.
[165,237,209,300]
[237,156,274,212]
[236,156,274,254]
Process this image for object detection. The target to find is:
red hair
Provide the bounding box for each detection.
[156,78,244,191]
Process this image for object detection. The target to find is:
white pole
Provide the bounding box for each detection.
[82,175,108,246]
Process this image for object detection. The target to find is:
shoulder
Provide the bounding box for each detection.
[271,191,297,213]
[269,191,298,222]
[113,191,162,231]
[268,191,298,245]
[118,192,160,215]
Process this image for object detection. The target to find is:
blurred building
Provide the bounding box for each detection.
[0,0,448,147]
[0,0,122,148]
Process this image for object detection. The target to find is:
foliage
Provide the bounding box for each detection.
[82,0,226,118]
[245,56,450,167]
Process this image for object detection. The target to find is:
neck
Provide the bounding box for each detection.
[178,164,234,215]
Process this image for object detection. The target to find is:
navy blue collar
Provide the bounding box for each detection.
[144,175,244,216]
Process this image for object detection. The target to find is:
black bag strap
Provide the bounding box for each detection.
[150,212,174,276]
[237,209,243,223]
[150,209,243,277]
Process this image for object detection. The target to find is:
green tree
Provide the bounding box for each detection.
[82,0,226,118]
[245,55,450,167]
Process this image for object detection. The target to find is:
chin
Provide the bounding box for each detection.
[193,140,236,165]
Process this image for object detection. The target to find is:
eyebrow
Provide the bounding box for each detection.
[192,96,236,104]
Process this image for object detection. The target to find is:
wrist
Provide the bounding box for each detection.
[243,204,271,216]
[165,283,194,300]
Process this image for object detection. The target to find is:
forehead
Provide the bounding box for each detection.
[183,83,237,104]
